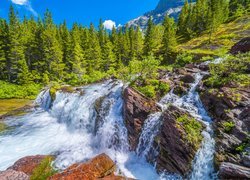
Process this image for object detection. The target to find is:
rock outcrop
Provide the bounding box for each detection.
[0,169,29,180]
[154,105,203,176]
[7,155,53,175]
[50,153,116,180]
[200,85,250,179]
[218,162,250,179]
[123,87,160,150]
[230,37,250,55]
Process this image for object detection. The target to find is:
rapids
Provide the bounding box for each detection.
[0,72,217,179]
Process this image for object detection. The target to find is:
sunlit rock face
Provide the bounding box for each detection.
[127,0,195,30]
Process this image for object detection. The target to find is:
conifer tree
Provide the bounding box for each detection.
[0,19,8,80]
[7,6,28,83]
[144,17,155,56]
[162,15,177,62]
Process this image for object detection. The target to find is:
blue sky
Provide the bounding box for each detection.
[0,0,158,28]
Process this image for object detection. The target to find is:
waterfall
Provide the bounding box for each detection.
[35,89,52,110]
[0,80,160,180]
[136,112,162,158]
[135,72,216,179]
[172,73,216,179]
[0,71,217,179]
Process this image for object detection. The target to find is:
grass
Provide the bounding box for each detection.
[0,99,32,116]
[30,156,57,180]
[176,115,203,149]
[177,15,250,57]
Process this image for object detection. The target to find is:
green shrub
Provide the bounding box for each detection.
[222,121,235,133]
[0,81,41,99]
[205,53,250,87]
[158,81,171,95]
[177,115,203,149]
[137,85,156,98]
[30,156,56,180]
[175,53,194,67]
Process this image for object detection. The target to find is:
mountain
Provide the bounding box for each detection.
[127,0,190,30]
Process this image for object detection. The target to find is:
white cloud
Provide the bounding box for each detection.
[11,0,38,16]
[103,20,116,30]
[11,0,28,5]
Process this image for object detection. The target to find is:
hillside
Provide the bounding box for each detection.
[178,15,250,57]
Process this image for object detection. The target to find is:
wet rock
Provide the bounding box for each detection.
[0,169,29,180]
[154,106,203,176]
[218,162,250,179]
[230,37,250,55]
[50,153,116,180]
[243,155,250,167]
[8,155,52,175]
[200,85,250,171]
[123,87,160,150]
[180,74,195,84]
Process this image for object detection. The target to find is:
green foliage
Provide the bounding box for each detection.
[30,156,57,180]
[0,81,41,99]
[137,85,156,98]
[175,53,193,67]
[222,121,235,133]
[177,115,203,149]
[235,143,247,152]
[205,53,250,87]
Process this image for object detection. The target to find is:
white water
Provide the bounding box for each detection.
[172,73,216,179]
[0,72,216,179]
[136,72,216,179]
[0,80,160,180]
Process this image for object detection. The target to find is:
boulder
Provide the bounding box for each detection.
[218,162,250,179]
[7,155,52,175]
[154,106,203,176]
[0,169,29,180]
[123,87,160,150]
[230,37,250,55]
[50,153,116,180]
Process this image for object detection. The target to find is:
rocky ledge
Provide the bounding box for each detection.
[201,85,250,179]
[1,154,129,180]
[153,105,203,176]
[123,87,160,150]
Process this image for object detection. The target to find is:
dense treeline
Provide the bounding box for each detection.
[0,0,249,86]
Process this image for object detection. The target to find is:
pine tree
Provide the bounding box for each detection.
[134,26,144,60]
[41,10,64,80]
[144,17,155,56]
[162,15,177,62]
[86,23,102,72]
[0,19,8,80]
[177,0,189,36]
[7,6,29,83]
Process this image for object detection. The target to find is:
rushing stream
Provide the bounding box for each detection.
[0,72,216,179]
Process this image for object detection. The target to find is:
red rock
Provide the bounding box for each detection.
[0,169,29,180]
[7,155,52,175]
[50,153,116,180]
[123,87,160,150]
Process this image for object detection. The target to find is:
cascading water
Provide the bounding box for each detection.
[172,73,216,179]
[0,80,160,180]
[136,72,217,179]
[0,71,217,179]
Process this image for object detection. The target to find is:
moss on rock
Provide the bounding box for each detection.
[176,114,203,149]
